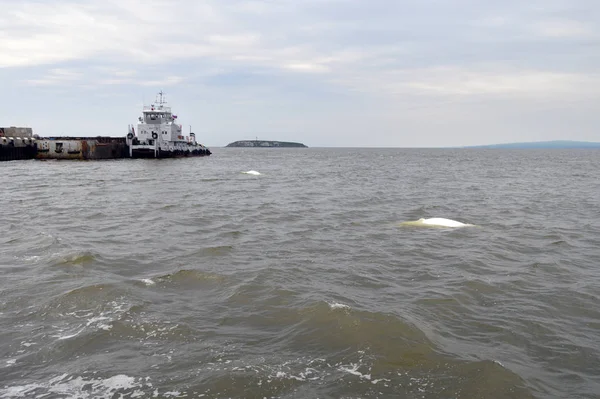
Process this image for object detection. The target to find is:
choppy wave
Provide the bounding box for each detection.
[51,251,99,266]
[0,374,151,399]
[2,149,600,398]
[153,269,229,286]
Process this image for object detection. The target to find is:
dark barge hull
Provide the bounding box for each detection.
[0,145,37,161]
[131,148,212,159]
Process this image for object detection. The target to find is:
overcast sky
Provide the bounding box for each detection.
[1,0,598,147]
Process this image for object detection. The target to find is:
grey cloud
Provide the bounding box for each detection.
[1,0,599,146]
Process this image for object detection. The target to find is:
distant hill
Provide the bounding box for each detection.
[226,140,307,148]
[462,140,600,149]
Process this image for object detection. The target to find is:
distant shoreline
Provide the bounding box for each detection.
[460,140,600,149]
[216,140,600,149]
[226,140,308,148]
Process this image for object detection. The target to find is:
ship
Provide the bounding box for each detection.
[126,92,211,158]
[0,127,37,162]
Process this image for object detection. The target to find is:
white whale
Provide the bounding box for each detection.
[242,170,261,175]
[400,217,473,228]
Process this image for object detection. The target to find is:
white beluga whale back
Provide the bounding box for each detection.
[242,170,261,175]
[400,217,474,228]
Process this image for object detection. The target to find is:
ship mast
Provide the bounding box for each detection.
[156,90,166,107]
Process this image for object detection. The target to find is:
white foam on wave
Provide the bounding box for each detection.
[199,347,392,389]
[50,300,128,341]
[163,391,185,397]
[273,369,321,382]
[242,170,261,175]
[337,362,391,385]
[339,362,371,380]
[86,315,112,331]
[0,374,150,399]
[328,302,351,311]
[52,328,85,341]
[141,278,156,286]
[340,363,367,378]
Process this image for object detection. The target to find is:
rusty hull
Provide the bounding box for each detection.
[35,137,128,160]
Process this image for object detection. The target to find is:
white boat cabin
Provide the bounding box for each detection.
[133,93,192,144]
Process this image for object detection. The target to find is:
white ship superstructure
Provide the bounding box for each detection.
[126,92,211,158]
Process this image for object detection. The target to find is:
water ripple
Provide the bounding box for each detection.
[2,148,600,398]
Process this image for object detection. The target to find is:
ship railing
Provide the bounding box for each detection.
[143,105,172,112]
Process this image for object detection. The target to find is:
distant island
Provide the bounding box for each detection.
[462,140,600,149]
[226,140,308,148]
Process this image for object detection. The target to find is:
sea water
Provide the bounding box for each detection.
[1,148,599,398]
